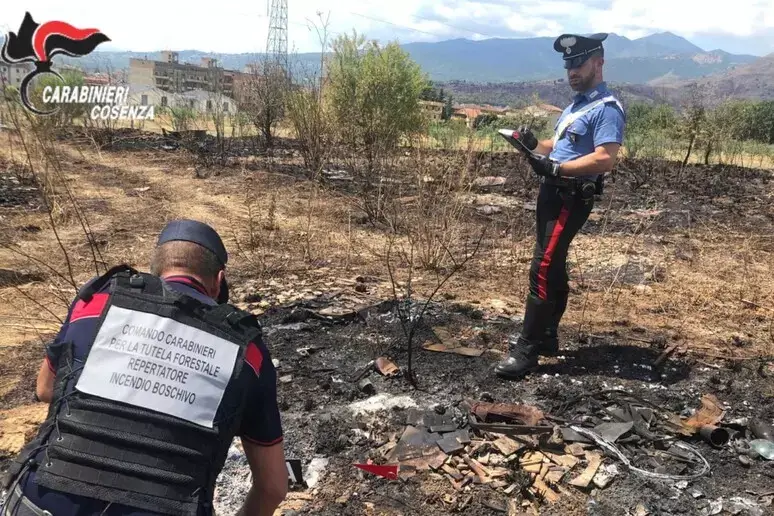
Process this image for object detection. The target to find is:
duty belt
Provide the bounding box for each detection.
[540,174,604,199]
[1,486,52,516]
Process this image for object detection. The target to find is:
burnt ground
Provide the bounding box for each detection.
[0,338,49,412]
[1,128,773,515]
[0,168,40,213]
[244,296,774,516]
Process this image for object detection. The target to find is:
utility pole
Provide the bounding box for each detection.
[266,0,289,78]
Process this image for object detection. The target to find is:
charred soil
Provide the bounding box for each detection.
[0,128,772,515]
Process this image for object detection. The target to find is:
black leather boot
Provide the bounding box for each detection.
[494,334,539,379]
[495,295,555,380]
[541,290,568,356]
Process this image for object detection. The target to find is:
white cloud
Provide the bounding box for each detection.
[504,14,563,38]
[1,0,772,55]
[590,0,773,39]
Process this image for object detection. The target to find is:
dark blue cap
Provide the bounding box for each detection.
[554,33,607,69]
[156,219,228,266]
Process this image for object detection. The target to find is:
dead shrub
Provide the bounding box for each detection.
[405,135,480,271]
[285,86,331,179]
[229,182,291,280]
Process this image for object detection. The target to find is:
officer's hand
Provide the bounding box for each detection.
[517,126,538,151]
[527,154,561,178]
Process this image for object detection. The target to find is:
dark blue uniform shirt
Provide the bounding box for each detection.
[17,276,283,516]
[549,81,626,179]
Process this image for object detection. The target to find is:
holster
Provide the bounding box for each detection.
[594,174,605,195]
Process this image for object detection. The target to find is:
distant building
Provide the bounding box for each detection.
[457,103,509,116]
[449,101,563,128]
[511,103,564,127]
[452,107,482,128]
[520,103,563,118]
[84,73,111,86]
[129,51,248,102]
[450,103,515,127]
[420,100,444,121]
[177,89,237,114]
[0,62,32,88]
[127,85,237,114]
[127,85,173,110]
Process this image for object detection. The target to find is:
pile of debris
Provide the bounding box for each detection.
[353,390,774,514]
[232,275,387,317]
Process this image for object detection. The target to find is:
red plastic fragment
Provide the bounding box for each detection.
[354,463,399,480]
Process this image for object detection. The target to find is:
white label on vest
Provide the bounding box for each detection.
[75,305,240,428]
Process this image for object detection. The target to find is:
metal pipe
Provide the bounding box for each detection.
[699,425,730,448]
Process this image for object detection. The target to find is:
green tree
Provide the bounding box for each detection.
[28,69,87,127]
[420,84,444,102]
[622,103,655,159]
[701,100,748,164]
[286,10,333,179]
[625,103,653,132]
[327,31,429,172]
[741,100,774,144]
[442,95,454,121]
[648,103,677,131]
[472,113,498,129]
[240,60,287,149]
[168,106,198,132]
[286,84,331,177]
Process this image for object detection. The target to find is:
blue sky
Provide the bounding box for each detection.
[2,0,773,56]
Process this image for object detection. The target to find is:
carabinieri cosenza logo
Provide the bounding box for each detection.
[1,12,154,120]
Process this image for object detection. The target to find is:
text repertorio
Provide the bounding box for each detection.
[76,306,240,428]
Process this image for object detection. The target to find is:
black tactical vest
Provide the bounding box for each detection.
[7,266,263,515]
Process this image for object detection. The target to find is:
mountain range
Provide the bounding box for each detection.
[437,52,774,111]
[0,30,760,85]
[1,31,772,106]
[399,32,759,84]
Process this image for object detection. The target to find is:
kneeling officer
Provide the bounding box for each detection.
[1,219,287,515]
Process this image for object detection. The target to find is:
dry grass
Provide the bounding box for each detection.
[1,123,772,455]
[59,114,298,141]
[1,130,771,353]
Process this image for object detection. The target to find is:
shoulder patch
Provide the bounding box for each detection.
[244,342,263,376]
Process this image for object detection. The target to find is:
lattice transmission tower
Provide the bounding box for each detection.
[266,0,288,75]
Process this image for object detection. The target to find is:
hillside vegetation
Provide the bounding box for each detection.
[8,30,760,86]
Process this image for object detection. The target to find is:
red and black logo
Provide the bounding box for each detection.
[1,12,109,115]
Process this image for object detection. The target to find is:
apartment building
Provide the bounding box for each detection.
[0,62,33,88]
[129,51,247,101]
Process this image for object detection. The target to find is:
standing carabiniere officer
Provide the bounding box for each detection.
[495,33,626,380]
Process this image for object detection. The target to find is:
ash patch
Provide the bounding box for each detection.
[576,254,663,291]
[218,297,774,515]
[213,442,252,515]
